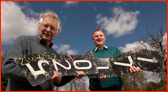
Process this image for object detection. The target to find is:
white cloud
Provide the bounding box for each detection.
[19,1,31,9]
[119,41,155,53]
[119,32,167,53]
[144,71,161,83]
[1,1,39,45]
[162,32,167,50]
[108,1,126,5]
[96,7,139,37]
[63,1,79,8]
[93,6,97,11]
[66,50,78,55]
[19,2,39,17]
[53,44,78,55]
[57,44,70,52]
[25,8,39,17]
[96,14,101,19]
[52,44,58,49]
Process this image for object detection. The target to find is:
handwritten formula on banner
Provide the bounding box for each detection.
[14,49,164,87]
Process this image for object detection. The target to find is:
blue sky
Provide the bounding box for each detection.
[1,1,167,90]
[1,1,167,55]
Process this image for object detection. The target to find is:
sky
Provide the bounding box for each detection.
[1,1,167,55]
[1,1,167,91]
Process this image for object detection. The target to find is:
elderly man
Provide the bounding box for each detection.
[2,11,87,91]
[86,28,142,91]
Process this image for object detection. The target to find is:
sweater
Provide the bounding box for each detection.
[2,35,74,91]
[86,46,123,91]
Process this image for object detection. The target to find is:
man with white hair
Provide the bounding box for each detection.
[2,11,87,91]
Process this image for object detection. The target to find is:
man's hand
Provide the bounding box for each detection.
[99,75,107,81]
[76,71,88,78]
[48,71,61,83]
[130,66,142,73]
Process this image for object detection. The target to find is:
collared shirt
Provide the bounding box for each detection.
[35,34,53,48]
[35,34,62,85]
[95,45,108,52]
[86,46,123,91]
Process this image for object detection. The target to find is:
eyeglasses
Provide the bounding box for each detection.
[42,24,57,32]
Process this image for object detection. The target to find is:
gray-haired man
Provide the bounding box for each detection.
[2,11,87,91]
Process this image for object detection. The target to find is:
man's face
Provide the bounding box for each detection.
[39,17,59,42]
[92,30,106,46]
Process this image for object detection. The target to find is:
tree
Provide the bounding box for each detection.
[54,52,87,91]
[146,83,154,91]
[141,26,167,74]
[56,77,87,91]
[140,26,167,91]
[70,78,86,91]
[119,46,148,91]
[1,50,8,91]
[149,79,167,91]
[55,87,59,91]
[121,72,147,91]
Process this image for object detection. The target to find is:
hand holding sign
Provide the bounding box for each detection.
[99,75,107,81]
[14,49,164,87]
[130,66,142,73]
[76,71,88,78]
[48,71,61,83]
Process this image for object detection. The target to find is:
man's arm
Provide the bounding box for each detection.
[2,36,28,82]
